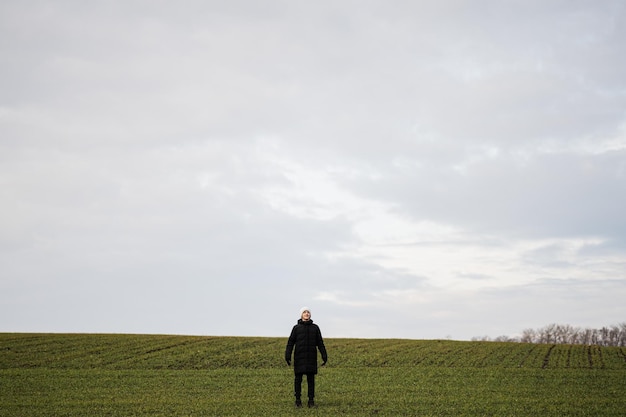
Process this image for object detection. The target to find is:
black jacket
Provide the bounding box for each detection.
[285,319,328,374]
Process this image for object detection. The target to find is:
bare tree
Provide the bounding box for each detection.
[520,328,536,343]
[474,322,626,346]
[541,323,558,344]
[580,328,593,345]
[617,325,623,346]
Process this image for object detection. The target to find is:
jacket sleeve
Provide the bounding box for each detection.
[285,326,296,361]
[316,326,328,362]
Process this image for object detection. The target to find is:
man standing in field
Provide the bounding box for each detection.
[285,307,328,408]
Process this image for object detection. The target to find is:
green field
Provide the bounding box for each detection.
[1,334,625,416]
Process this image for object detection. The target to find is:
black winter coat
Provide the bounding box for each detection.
[285,319,328,374]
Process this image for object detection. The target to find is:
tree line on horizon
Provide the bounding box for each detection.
[472,322,626,346]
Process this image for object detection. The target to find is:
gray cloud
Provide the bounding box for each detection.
[1,1,625,339]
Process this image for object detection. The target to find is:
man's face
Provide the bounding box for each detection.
[301,310,311,321]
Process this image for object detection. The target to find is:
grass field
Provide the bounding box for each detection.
[1,334,625,416]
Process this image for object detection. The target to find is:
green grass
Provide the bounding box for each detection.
[1,334,625,416]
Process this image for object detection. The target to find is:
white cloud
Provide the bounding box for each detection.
[1,1,625,339]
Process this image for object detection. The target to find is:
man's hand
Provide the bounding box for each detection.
[286,359,291,366]
[321,360,327,366]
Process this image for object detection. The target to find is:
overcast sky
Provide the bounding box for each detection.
[1,1,625,341]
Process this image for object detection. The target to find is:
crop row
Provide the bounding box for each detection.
[3,367,626,416]
[1,333,625,370]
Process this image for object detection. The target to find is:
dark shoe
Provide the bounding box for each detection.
[295,399,302,408]
[308,400,316,408]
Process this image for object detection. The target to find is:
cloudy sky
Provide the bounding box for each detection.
[1,1,625,341]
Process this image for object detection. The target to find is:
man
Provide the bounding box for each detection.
[285,307,328,408]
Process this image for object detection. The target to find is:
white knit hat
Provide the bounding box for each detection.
[300,306,311,317]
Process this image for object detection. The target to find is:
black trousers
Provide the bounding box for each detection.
[294,373,315,400]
